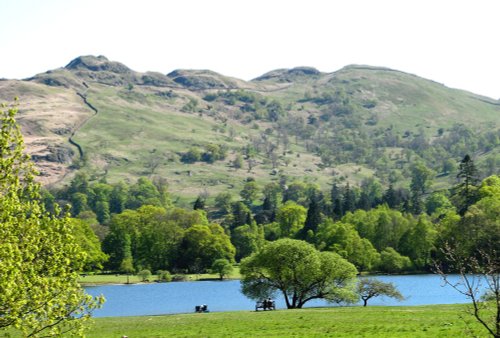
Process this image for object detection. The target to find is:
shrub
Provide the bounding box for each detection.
[156,270,172,282]
[137,269,152,282]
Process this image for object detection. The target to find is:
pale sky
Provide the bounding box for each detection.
[1,0,499,99]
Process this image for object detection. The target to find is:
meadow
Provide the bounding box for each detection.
[78,270,242,285]
[87,304,487,337]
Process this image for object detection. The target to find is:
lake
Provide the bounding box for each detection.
[85,274,481,317]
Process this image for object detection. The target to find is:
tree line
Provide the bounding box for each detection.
[42,154,499,277]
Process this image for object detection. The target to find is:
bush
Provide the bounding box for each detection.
[137,269,152,282]
[156,270,172,282]
[181,148,202,163]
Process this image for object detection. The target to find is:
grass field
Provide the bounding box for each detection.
[86,304,488,337]
[78,269,241,285]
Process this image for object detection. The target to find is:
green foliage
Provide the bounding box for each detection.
[103,206,189,272]
[379,247,412,273]
[119,234,134,274]
[438,175,500,261]
[315,220,380,271]
[276,201,307,237]
[357,278,404,306]
[452,154,480,215]
[156,270,172,282]
[0,103,102,336]
[398,216,436,270]
[298,193,323,241]
[409,162,434,214]
[181,147,202,163]
[177,223,235,273]
[342,205,412,252]
[137,269,152,282]
[239,180,259,206]
[210,259,234,280]
[181,144,227,164]
[127,177,165,209]
[71,218,108,271]
[425,191,455,216]
[240,239,358,308]
[226,201,252,229]
[214,192,234,215]
[231,224,264,261]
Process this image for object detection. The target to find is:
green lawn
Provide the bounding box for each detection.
[86,304,488,337]
[79,269,241,285]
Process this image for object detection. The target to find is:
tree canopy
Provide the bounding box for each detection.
[240,239,358,309]
[0,102,102,336]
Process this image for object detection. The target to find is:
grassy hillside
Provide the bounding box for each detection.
[86,305,487,337]
[1,56,499,200]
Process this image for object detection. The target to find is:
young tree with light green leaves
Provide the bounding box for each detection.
[0,102,103,337]
[211,259,234,280]
[241,239,358,309]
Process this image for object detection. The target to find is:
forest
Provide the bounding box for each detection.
[43,155,500,276]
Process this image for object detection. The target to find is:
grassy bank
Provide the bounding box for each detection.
[79,269,241,285]
[87,304,487,337]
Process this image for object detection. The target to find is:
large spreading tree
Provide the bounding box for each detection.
[0,102,102,337]
[240,238,358,309]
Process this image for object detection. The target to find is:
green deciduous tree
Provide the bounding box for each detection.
[211,259,234,280]
[276,201,307,237]
[437,175,500,263]
[71,219,108,271]
[240,179,259,206]
[410,162,434,214]
[0,102,102,336]
[357,278,404,307]
[177,224,235,272]
[399,216,436,270]
[231,224,264,261]
[240,239,358,309]
[379,247,412,273]
[315,220,380,272]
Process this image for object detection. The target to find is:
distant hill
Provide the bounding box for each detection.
[1,56,499,201]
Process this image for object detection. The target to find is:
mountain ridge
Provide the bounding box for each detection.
[0,55,498,200]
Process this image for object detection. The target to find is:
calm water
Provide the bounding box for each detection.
[85,274,483,317]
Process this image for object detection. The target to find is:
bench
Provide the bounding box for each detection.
[255,300,275,311]
[194,304,209,313]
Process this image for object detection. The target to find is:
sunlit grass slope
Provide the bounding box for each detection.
[87,304,488,337]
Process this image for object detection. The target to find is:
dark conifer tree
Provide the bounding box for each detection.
[297,193,322,241]
[330,183,343,219]
[343,183,356,215]
[193,196,205,210]
[454,154,480,215]
[383,184,397,208]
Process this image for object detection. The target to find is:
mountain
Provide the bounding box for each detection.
[1,56,499,201]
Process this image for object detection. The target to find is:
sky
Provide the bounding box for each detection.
[1,0,499,99]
